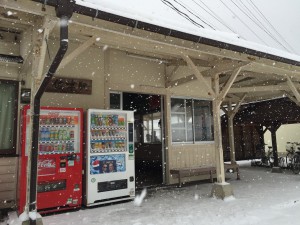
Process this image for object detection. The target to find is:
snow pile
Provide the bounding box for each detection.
[134,188,147,207]
[3,161,300,225]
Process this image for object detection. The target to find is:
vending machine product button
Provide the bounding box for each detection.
[66,198,72,204]
[74,184,80,191]
[128,144,134,153]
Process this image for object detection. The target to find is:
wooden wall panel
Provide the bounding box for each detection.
[168,143,215,184]
[0,157,18,209]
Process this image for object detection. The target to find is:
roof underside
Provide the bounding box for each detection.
[231,97,300,126]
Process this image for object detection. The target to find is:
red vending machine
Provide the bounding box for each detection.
[18,105,83,214]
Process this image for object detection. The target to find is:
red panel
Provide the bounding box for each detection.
[18,105,83,214]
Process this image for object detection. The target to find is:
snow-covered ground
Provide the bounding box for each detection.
[3,161,300,225]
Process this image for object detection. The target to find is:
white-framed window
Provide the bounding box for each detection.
[171,98,213,143]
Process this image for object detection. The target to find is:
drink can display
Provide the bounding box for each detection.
[69,142,74,151]
[62,143,66,151]
[94,115,98,126]
[67,116,71,125]
[70,130,74,140]
[112,115,118,126]
[46,117,50,125]
[91,142,95,150]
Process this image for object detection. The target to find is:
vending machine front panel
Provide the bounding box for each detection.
[85,109,135,206]
[18,106,83,214]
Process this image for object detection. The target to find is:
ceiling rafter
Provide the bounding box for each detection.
[58,35,98,71]
[181,53,216,97]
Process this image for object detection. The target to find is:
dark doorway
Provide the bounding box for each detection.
[122,93,164,188]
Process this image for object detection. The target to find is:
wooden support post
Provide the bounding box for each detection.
[212,74,226,183]
[268,124,281,168]
[227,94,246,164]
[254,126,265,159]
[228,114,235,164]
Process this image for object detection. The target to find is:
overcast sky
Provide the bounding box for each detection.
[77,0,300,58]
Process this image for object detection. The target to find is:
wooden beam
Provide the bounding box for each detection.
[221,105,228,113]
[166,74,196,88]
[228,83,294,93]
[181,54,216,97]
[201,61,247,77]
[165,65,179,86]
[286,75,300,102]
[231,94,247,116]
[32,16,57,80]
[58,35,98,71]
[219,66,244,101]
[284,91,300,107]
[166,58,213,67]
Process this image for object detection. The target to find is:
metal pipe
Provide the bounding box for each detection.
[28,0,74,220]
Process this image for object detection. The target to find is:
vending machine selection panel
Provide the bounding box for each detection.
[18,106,83,214]
[85,109,135,206]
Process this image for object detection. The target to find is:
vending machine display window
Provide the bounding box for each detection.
[90,154,126,174]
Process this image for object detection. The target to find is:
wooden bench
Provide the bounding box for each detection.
[170,163,240,187]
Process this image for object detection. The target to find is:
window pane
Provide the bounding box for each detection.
[143,113,161,143]
[194,100,213,141]
[153,119,161,142]
[172,129,186,142]
[0,83,16,151]
[171,98,185,113]
[110,93,121,109]
[186,99,193,142]
[171,114,185,129]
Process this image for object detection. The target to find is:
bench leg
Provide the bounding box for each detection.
[210,170,213,183]
[236,168,240,180]
[178,172,182,187]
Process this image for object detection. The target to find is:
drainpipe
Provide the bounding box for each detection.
[29,1,75,224]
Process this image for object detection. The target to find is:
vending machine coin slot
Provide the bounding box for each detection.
[67,155,76,166]
[128,123,133,142]
[97,179,128,193]
[60,156,67,168]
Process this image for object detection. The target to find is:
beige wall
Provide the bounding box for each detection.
[108,50,166,96]
[0,64,20,80]
[38,41,105,109]
[264,123,300,154]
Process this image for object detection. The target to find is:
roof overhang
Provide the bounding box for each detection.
[2,0,300,105]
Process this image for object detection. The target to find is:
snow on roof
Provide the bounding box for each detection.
[76,0,300,63]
